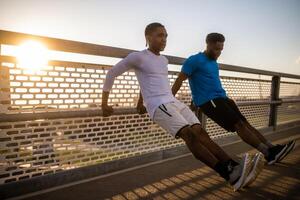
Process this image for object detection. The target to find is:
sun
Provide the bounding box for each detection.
[16,40,48,71]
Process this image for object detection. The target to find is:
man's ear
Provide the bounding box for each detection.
[206,43,211,50]
[145,35,151,47]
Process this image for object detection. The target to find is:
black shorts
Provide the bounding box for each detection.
[199,97,247,132]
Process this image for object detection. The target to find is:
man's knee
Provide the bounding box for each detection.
[191,124,209,136]
[177,126,197,143]
[234,120,247,132]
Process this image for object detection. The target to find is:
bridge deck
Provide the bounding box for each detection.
[13,135,300,200]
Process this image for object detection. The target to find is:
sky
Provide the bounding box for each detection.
[0,0,299,75]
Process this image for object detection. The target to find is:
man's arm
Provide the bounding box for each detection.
[101,54,135,116]
[136,91,146,114]
[101,91,113,117]
[101,68,117,117]
[172,72,188,96]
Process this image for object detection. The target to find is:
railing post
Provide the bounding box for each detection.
[269,75,281,130]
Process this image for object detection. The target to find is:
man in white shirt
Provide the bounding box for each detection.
[101,23,263,191]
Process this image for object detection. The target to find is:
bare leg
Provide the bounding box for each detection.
[178,126,220,169]
[178,127,246,184]
[234,120,262,149]
[244,121,273,147]
[191,124,231,163]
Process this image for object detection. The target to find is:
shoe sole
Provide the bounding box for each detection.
[232,153,252,192]
[243,153,264,187]
[267,144,288,165]
[277,140,296,162]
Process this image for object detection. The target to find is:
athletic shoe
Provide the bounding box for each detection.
[266,144,288,165]
[277,140,296,162]
[230,153,252,191]
[243,152,265,187]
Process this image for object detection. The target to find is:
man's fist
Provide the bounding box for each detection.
[136,103,147,115]
[102,104,114,117]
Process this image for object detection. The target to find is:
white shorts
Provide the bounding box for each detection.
[153,101,201,138]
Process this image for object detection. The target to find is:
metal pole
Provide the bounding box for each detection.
[269,76,281,130]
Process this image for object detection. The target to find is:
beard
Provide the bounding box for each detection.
[205,51,217,61]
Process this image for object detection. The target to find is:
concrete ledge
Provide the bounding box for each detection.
[1,120,299,199]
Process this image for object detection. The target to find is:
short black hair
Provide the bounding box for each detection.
[206,33,225,44]
[145,22,165,36]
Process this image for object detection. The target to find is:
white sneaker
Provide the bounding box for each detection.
[243,152,265,187]
[231,153,252,191]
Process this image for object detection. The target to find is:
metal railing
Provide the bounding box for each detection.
[0,30,300,185]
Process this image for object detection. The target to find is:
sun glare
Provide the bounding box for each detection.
[16,40,48,71]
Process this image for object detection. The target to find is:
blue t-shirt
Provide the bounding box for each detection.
[181,52,226,106]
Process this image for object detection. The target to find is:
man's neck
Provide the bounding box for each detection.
[147,48,160,55]
[203,50,215,61]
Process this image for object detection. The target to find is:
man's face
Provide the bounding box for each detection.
[206,42,224,60]
[146,27,167,51]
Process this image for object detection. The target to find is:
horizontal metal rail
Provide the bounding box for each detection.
[3,55,299,84]
[1,99,299,122]
[0,30,184,66]
[1,30,300,79]
[0,55,112,70]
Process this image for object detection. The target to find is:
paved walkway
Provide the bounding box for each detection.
[18,136,300,200]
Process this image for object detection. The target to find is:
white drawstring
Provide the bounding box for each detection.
[210,100,217,108]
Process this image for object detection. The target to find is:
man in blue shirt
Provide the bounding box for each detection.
[172,33,295,166]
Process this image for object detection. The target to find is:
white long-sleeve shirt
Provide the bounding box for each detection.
[103,49,177,119]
